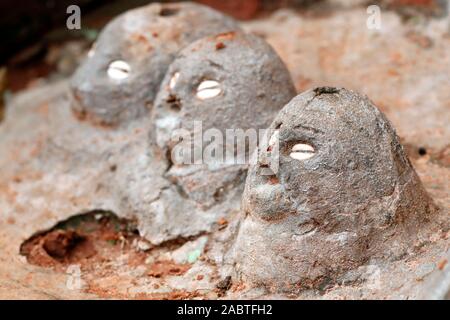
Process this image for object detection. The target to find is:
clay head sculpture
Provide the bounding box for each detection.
[121,32,296,244]
[151,31,297,209]
[231,88,436,293]
[70,2,240,126]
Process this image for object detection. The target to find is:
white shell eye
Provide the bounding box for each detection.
[196,80,222,100]
[87,43,96,58]
[269,130,280,149]
[290,143,315,160]
[107,60,130,80]
[169,72,180,90]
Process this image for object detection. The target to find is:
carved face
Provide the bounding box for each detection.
[70,2,239,126]
[233,88,433,292]
[151,32,296,208]
[244,87,408,222]
[153,31,296,157]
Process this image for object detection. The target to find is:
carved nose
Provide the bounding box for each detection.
[244,183,285,221]
[257,129,280,176]
[155,114,181,150]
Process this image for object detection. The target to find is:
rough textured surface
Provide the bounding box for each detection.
[244,7,450,151]
[129,31,296,244]
[0,29,296,248]
[231,88,438,293]
[70,2,240,126]
[0,5,449,300]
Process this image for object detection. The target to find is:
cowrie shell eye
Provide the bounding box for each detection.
[107,60,130,80]
[267,130,280,152]
[290,143,315,160]
[196,80,221,100]
[169,72,180,89]
[269,130,279,146]
[87,44,96,58]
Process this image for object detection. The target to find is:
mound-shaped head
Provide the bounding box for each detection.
[151,32,296,208]
[70,2,239,126]
[153,31,296,156]
[232,88,435,292]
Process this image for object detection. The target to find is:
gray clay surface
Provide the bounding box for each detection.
[70,2,240,126]
[122,31,297,244]
[0,4,448,300]
[231,88,439,293]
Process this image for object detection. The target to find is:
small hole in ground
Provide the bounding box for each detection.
[18,211,199,299]
[418,147,427,156]
[19,211,139,267]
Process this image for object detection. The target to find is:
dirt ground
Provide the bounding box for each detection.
[0,4,449,299]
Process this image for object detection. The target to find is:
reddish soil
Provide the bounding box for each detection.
[19,212,194,299]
